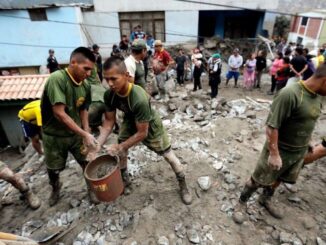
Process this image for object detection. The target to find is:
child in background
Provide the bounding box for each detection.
[275,57,291,91]
[243,53,256,90]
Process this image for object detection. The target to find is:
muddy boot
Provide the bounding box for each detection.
[258,187,284,219]
[21,188,41,210]
[14,173,41,209]
[239,184,258,203]
[85,179,100,204]
[176,172,192,205]
[47,169,61,206]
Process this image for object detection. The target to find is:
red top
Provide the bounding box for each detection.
[153,49,173,74]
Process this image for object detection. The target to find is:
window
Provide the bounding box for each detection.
[296,36,303,45]
[28,8,47,21]
[301,17,308,26]
[119,12,165,41]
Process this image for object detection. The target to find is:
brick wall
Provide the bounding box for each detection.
[306,18,322,39]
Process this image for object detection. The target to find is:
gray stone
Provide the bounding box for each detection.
[193,114,204,122]
[197,176,212,191]
[96,236,106,245]
[301,217,315,230]
[73,242,82,245]
[224,174,237,184]
[199,121,209,127]
[246,111,257,119]
[76,231,93,244]
[317,237,326,245]
[67,208,80,223]
[279,232,303,245]
[187,229,200,244]
[158,236,170,245]
[232,212,246,224]
[271,230,280,240]
[197,103,204,110]
[288,195,301,203]
[70,199,81,208]
[168,103,177,111]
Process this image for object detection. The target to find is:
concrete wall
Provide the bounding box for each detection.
[0,106,25,148]
[94,0,278,12]
[287,32,318,50]
[165,11,198,44]
[0,7,87,68]
[318,21,326,47]
[82,11,120,59]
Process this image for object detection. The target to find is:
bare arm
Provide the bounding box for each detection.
[80,109,91,133]
[53,104,88,138]
[266,126,279,155]
[97,111,116,146]
[266,126,283,170]
[304,143,326,164]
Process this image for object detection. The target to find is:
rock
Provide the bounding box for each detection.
[76,231,93,244]
[246,111,257,119]
[73,242,82,245]
[187,229,200,244]
[67,208,80,223]
[232,212,246,224]
[96,236,106,245]
[288,195,301,203]
[224,174,237,184]
[301,217,315,230]
[21,220,43,237]
[193,114,204,122]
[158,107,169,118]
[279,232,303,245]
[168,103,177,111]
[158,236,169,245]
[271,230,280,240]
[240,130,248,136]
[235,136,243,143]
[199,121,209,127]
[186,105,197,116]
[317,237,326,245]
[217,97,227,106]
[212,161,223,171]
[168,91,179,98]
[197,176,212,191]
[70,199,81,208]
[197,103,204,110]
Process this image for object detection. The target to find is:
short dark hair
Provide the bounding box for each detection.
[132,49,144,55]
[277,52,283,59]
[295,47,303,55]
[70,47,95,62]
[314,64,326,78]
[137,25,141,28]
[103,56,126,73]
[283,57,290,64]
[320,48,325,53]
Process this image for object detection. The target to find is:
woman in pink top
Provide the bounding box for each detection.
[268,52,284,95]
[243,53,257,90]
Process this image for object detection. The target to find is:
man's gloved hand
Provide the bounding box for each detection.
[268,153,283,171]
[107,144,125,157]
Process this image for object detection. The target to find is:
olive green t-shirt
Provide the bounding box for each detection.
[87,67,106,103]
[104,84,154,123]
[266,81,322,151]
[41,70,91,137]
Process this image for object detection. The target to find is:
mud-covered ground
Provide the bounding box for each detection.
[1,73,326,245]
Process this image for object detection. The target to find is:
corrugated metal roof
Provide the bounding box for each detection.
[0,74,49,101]
[0,0,93,10]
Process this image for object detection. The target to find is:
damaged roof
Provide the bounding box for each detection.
[0,0,93,10]
[0,74,49,101]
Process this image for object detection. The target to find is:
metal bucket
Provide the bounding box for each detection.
[84,154,124,202]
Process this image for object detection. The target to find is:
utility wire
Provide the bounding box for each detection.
[174,0,326,20]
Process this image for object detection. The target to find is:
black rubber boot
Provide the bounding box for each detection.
[176,172,192,205]
[48,169,61,207]
[258,187,284,219]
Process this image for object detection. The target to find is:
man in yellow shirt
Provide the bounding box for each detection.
[318,48,325,67]
[18,100,43,155]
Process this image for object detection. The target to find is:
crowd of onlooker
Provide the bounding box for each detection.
[45,30,326,102]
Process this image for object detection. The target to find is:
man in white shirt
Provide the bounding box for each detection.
[226,48,243,88]
[124,39,148,91]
